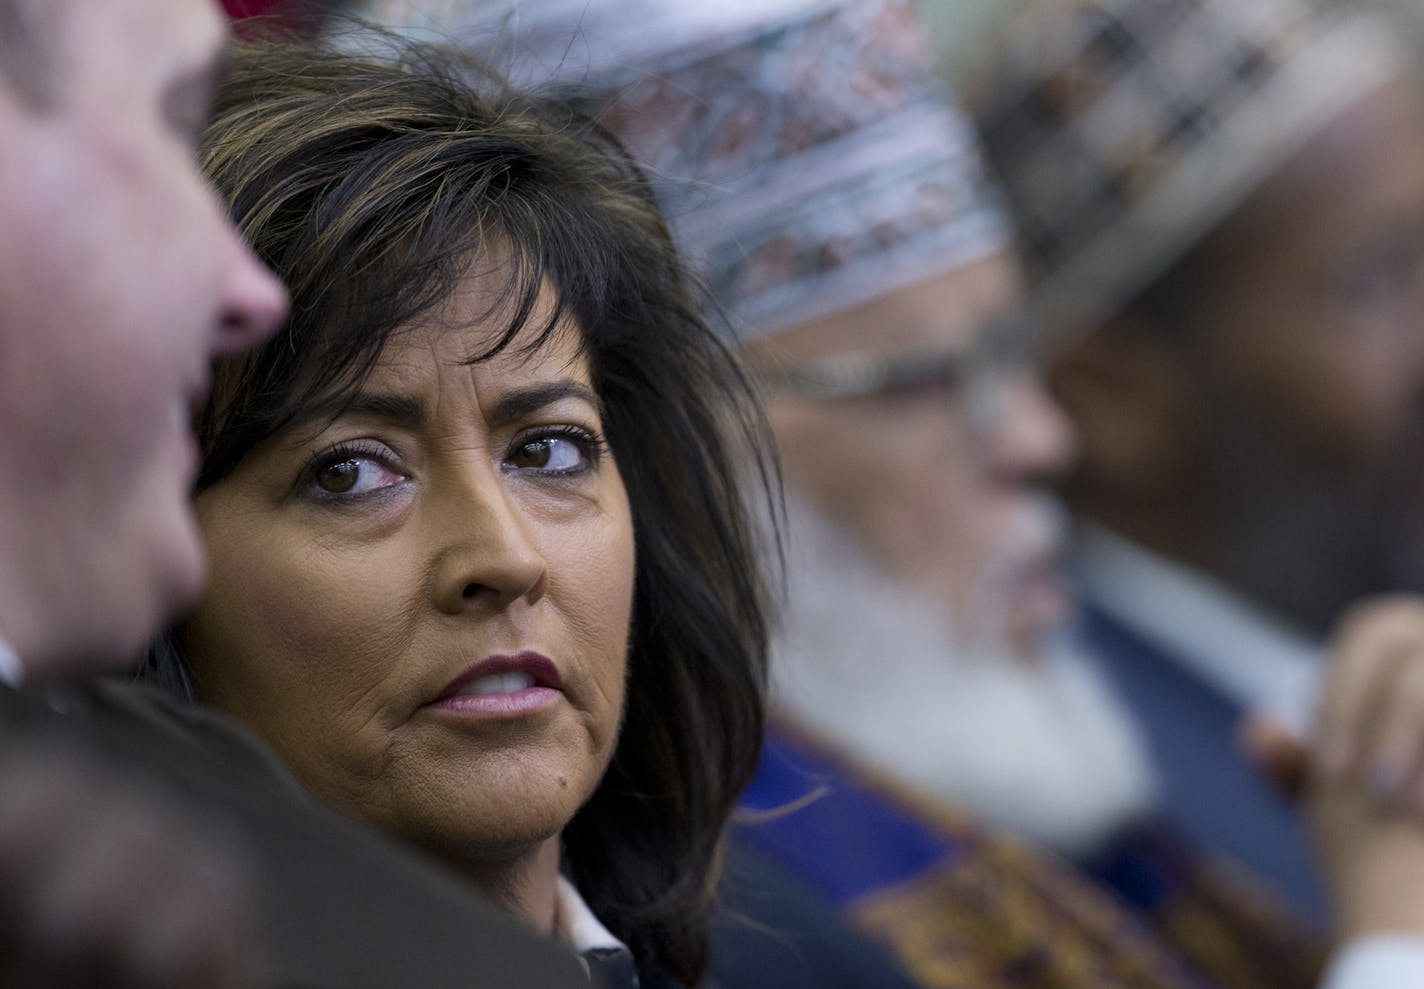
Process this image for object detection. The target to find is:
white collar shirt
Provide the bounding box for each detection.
[553,875,625,955]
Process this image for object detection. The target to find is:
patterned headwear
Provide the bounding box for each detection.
[363,0,1010,339]
[970,0,1410,343]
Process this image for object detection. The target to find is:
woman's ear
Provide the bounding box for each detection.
[1046,314,1202,498]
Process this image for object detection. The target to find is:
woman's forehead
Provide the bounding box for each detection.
[225,250,600,451]
[372,312,593,388]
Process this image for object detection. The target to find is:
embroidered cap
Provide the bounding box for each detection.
[364,0,1011,339]
[969,0,1411,344]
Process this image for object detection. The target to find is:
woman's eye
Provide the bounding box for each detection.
[309,454,406,497]
[506,432,596,473]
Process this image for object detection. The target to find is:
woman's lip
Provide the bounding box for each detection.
[430,651,562,705]
[428,686,561,717]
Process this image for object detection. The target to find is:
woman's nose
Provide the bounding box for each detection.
[429,474,549,615]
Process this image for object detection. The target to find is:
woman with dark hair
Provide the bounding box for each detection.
[145,35,772,988]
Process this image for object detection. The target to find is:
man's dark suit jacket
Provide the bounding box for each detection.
[0,678,586,988]
[1078,604,1329,925]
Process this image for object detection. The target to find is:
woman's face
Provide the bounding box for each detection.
[181,276,636,866]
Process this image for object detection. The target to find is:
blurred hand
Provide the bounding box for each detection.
[1312,597,1424,808]
[1310,762,1424,939]
[1240,597,1424,938]
[1238,712,1308,799]
[0,736,257,988]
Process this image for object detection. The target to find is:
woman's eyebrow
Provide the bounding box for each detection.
[487,380,601,424]
[338,392,427,427]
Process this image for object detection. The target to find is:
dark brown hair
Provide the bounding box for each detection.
[146,33,774,985]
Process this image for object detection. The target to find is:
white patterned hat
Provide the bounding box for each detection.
[363,0,1012,339]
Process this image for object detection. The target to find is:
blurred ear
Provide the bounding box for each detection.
[1046,315,1200,496]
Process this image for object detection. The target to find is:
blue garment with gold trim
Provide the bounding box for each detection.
[733,721,1320,989]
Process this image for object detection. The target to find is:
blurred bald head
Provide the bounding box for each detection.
[0,0,286,674]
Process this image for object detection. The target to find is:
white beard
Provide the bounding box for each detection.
[769,493,1159,858]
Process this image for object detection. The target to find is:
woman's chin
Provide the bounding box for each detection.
[381,783,585,865]
[428,826,565,873]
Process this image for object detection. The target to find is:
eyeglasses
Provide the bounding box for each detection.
[750,311,1040,433]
